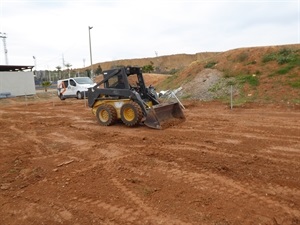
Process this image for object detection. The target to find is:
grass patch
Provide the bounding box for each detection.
[276,64,295,75]
[289,80,300,89]
[291,98,300,104]
[287,74,298,78]
[181,94,192,99]
[156,73,179,90]
[268,56,300,76]
[236,74,259,87]
[204,61,217,68]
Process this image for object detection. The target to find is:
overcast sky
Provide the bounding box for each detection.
[0,0,299,70]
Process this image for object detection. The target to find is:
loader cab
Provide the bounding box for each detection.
[113,76,127,89]
[103,70,129,89]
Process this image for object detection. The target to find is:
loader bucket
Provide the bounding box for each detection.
[144,102,185,129]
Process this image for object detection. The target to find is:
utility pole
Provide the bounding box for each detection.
[0,32,8,65]
[62,54,65,70]
[62,54,65,79]
[88,26,93,78]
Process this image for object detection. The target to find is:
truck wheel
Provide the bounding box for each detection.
[77,91,83,99]
[96,104,117,126]
[120,102,143,127]
[60,94,65,100]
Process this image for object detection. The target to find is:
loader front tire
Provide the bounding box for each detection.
[96,104,117,126]
[120,102,143,127]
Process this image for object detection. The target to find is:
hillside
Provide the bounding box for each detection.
[171,44,300,105]
[83,52,219,74]
[89,44,300,105]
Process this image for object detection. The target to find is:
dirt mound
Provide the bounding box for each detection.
[181,69,225,100]
[158,44,300,104]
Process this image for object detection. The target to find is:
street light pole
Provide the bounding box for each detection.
[33,56,37,70]
[33,56,37,77]
[88,26,93,78]
[0,32,8,65]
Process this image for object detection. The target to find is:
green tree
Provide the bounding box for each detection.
[56,66,62,79]
[42,81,51,92]
[142,64,154,73]
[64,63,72,78]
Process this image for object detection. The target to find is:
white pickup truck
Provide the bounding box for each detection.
[57,77,95,100]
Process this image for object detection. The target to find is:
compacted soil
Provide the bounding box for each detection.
[0,97,300,225]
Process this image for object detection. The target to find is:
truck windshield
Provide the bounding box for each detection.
[74,77,94,85]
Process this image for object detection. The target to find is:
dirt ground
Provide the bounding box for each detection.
[1,95,300,225]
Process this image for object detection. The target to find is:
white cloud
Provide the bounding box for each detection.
[0,0,298,70]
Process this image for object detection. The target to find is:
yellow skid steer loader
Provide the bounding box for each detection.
[87,66,185,129]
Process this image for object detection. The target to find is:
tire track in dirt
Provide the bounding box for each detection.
[80,188,147,224]
[108,178,193,225]
[70,178,193,225]
[149,162,300,221]
[167,142,300,167]
[267,145,300,158]
[166,125,300,165]
[181,128,300,145]
[8,124,45,155]
[70,152,136,176]
[83,152,195,225]
[8,125,85,164]
[158,143,300,205]
[63,153,146,224]
[72,197,137,225]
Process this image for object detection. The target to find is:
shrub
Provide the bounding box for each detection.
[142,64,154,73]
[262,53,276,63]
[204,61,217,68]
[237,52,249,62]
[262,48,299,64]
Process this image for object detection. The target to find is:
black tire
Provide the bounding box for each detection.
[96,104,117,126]
[60,94,65,100]
[120,102,143,127]
[77,91,83,99]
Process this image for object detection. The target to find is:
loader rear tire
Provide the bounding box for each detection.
[120,102,143,127]
[96,104,117,126]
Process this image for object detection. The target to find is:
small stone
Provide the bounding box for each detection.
[1,183,10,190]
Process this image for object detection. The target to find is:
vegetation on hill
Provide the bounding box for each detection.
[155,44,300,105]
